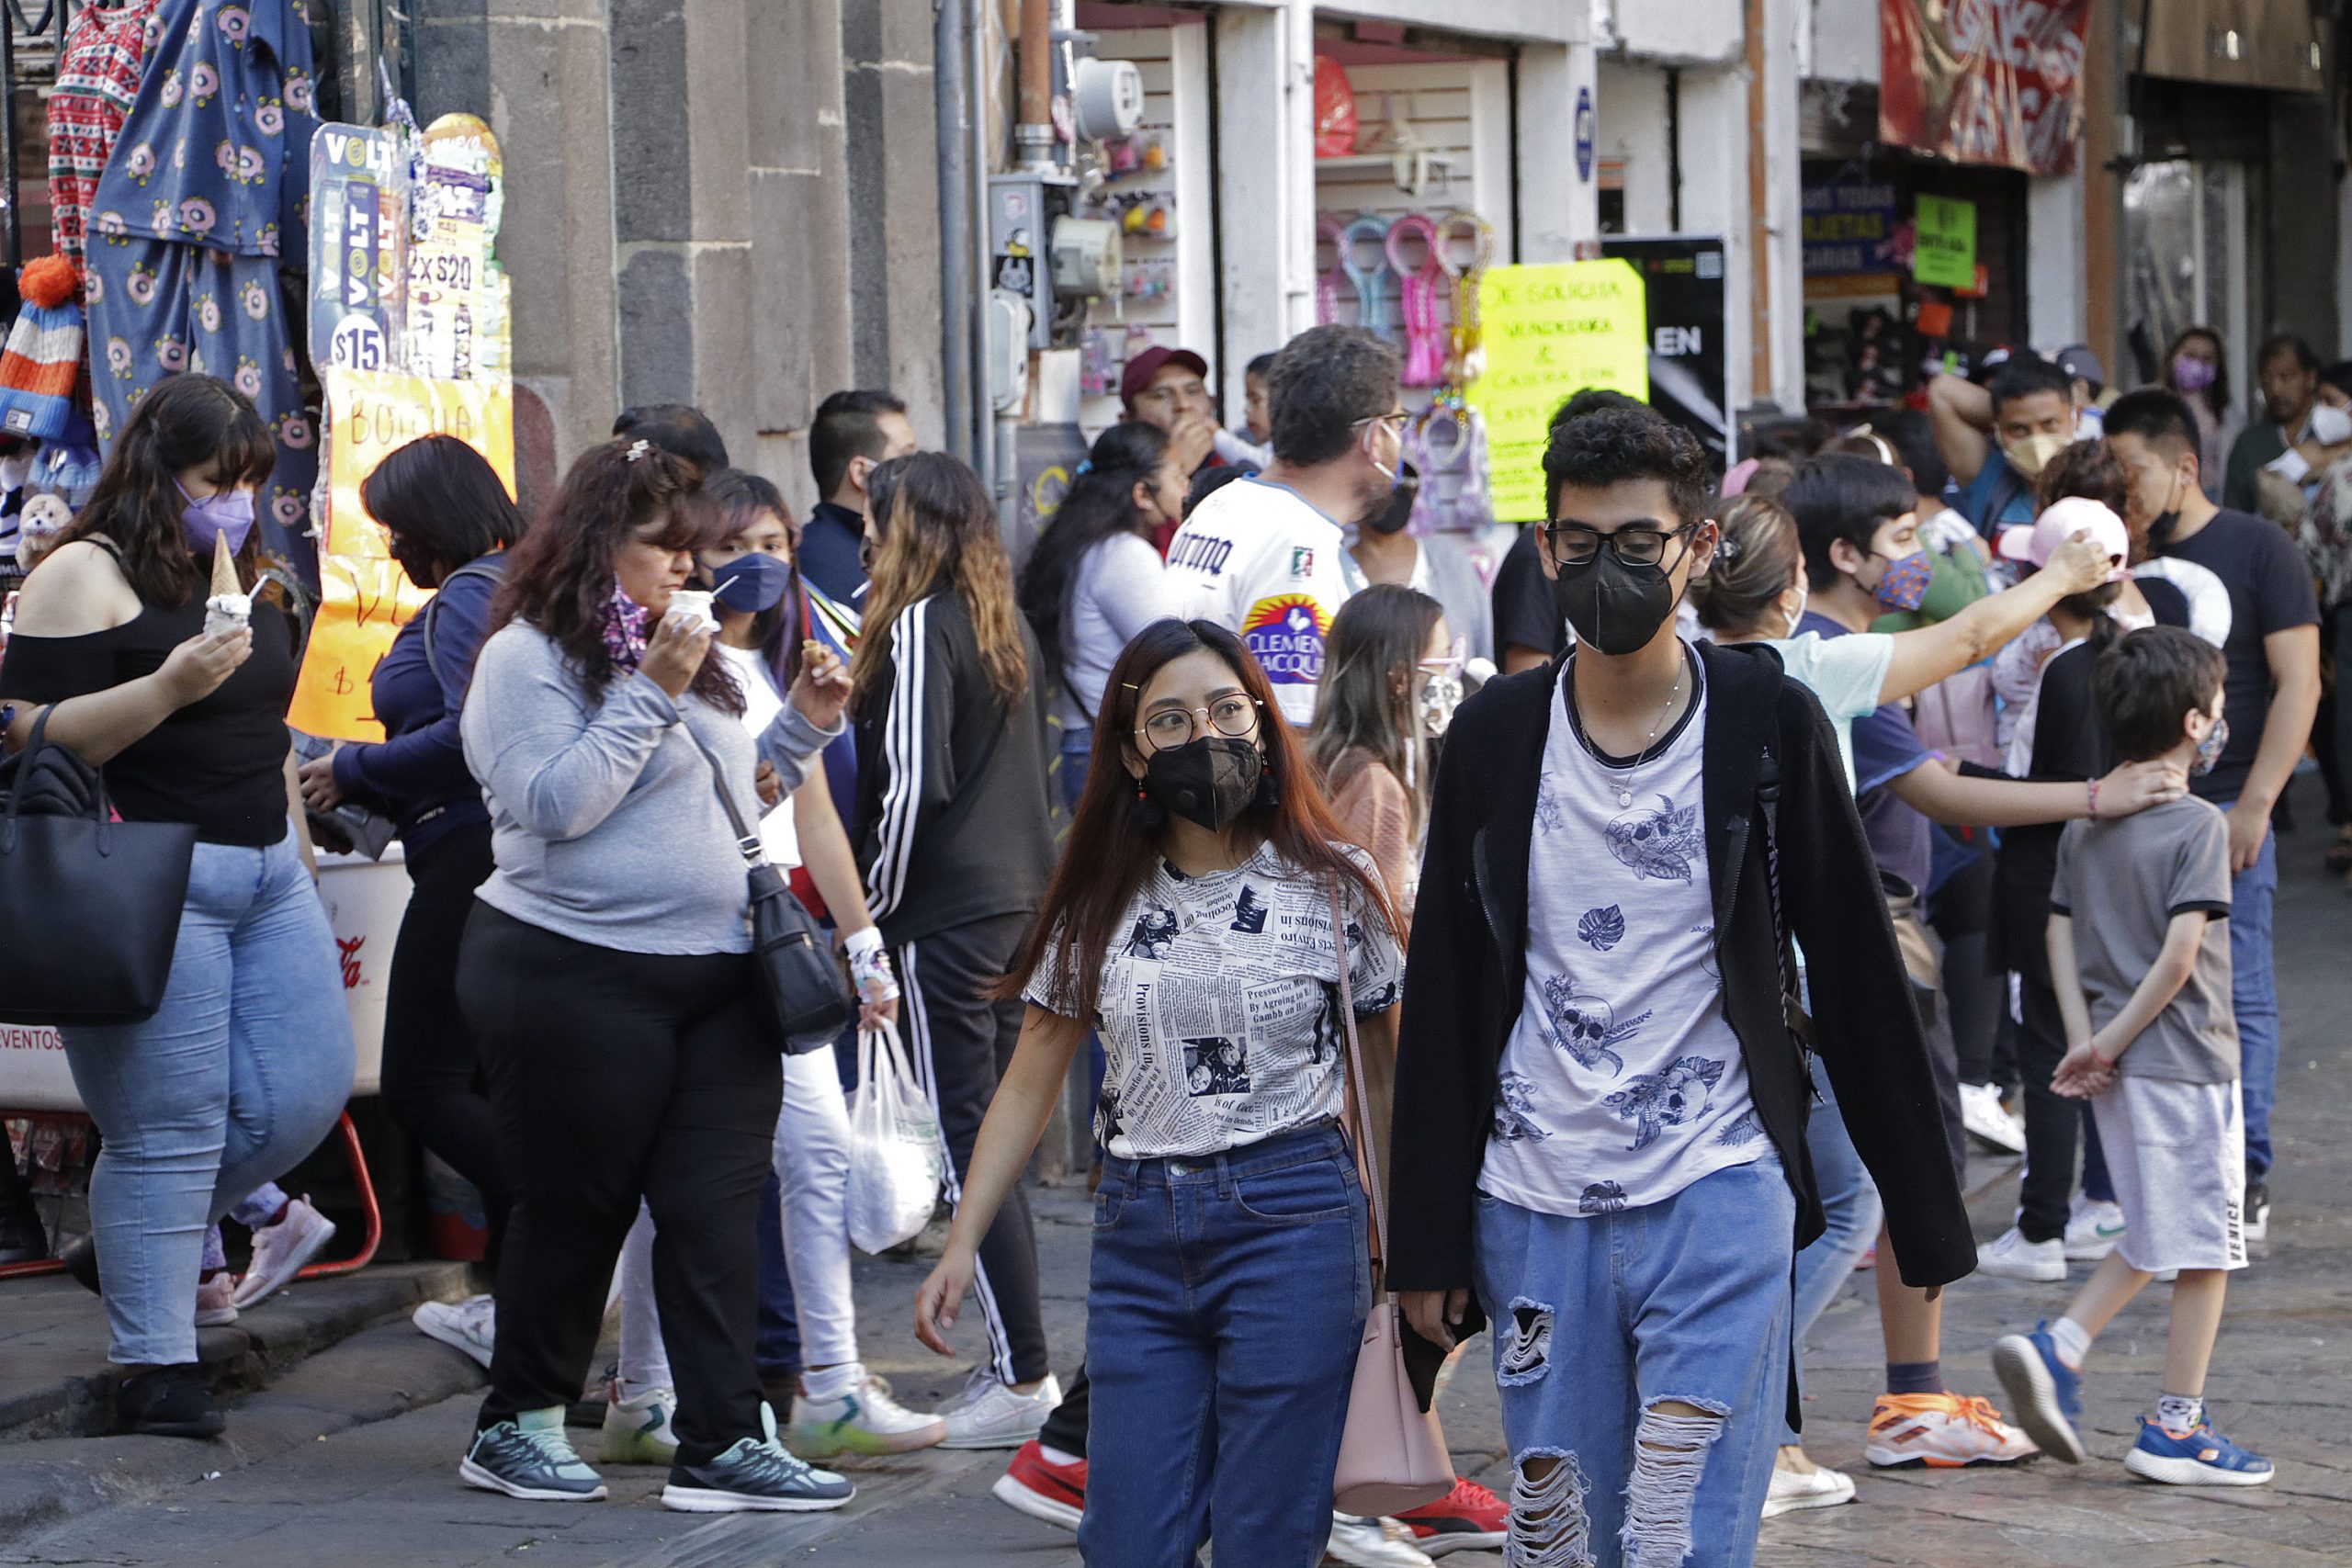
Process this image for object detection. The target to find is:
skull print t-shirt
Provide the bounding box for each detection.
[1023,841,1403,1160]
[1479,646,1763,1217]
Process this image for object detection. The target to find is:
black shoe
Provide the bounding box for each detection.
[61,1234,101,1294]
[116,1365,224,1438]
[0,1201,47,1265]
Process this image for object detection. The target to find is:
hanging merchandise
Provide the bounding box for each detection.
[45,0,165,265]
[1313,55,1359,159]
[309,122,405,374]
[0,256,96,444]
[407,115,505,384]
[1402,394,1495,536]
[1436,209,1496,386]
[1342,214,1394,338]
[1386,215,1448,388]
[1080,329,1117,398]
[1316,213,1348,326]
[83,0,323,583]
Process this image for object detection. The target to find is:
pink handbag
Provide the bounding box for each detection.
[1328,884,1457,1517]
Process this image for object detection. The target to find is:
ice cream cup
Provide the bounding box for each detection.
[668,589,718,631]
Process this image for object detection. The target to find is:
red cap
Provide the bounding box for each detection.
[1120,345,1210,412]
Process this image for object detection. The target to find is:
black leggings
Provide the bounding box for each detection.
[1931,849,2003,1087]
[459,903,783,1465]
[380,825,509,1258]
[900,912,1049,1386]
[2015,971,2077,1245]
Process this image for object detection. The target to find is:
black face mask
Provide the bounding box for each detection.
[2146,472,2185,548]
[1362,462,1420,536]
[1143,737,1263,831]
[1552,548,1682,657]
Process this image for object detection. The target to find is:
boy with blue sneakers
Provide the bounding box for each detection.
[1992,626,2270,1486]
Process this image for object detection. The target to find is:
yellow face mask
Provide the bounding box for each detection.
[2004,431,2074,481]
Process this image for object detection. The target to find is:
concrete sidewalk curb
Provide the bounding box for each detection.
[0,1314,488,1546]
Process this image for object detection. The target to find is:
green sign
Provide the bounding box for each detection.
[1912,195,1977,290]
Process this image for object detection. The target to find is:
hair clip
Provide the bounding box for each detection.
[625,439,651,463]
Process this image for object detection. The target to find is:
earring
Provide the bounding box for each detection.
[1253,764,1282,811]
[1129,777,1166,831]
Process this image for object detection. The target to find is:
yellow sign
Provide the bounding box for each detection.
[288,368,516,739]
[1465,261,1650,522]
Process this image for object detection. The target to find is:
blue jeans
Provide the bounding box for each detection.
[1784,1056,1883,1444]
[753,1168,801,1385]
[63,837,356,1366]
[1474,1156,1793,1568]
[1057,725,1093,818]
[2223,814,2278,1182]
[1080,1123,1370,1568]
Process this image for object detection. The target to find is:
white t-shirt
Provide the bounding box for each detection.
[1480,649,1763,1217]
[1023,842,1403,1159]
[715,640,800,869]
[1163,478,1352,726]
[1058,532,1180,729]
[1761,628,1893,789]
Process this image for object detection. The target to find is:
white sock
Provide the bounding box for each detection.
[801,1361,864,1402]
[1038,1443,1083,1468]
[2156,1392,2204,1432]
[2049,1316,2092,1371]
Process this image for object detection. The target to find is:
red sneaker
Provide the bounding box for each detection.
[990,1438,1085,1531]
[1393,1476,1507,1557]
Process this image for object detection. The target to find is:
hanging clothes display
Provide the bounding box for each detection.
[47,0,166,265]
[84,0,322,584]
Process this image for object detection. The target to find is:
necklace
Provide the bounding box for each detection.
[1572,655,1686,807]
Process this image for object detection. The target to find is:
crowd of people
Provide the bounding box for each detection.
[0,309,2325,1564]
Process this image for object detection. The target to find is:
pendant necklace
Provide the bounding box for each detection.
[1598,663,1684,807]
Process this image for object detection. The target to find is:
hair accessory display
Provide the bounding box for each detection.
[1435,209,1496,386]
[1385,214,1447,387]
[1316,213,1349,326]
[1341,213,1394,338]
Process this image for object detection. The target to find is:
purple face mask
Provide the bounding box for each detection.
[177,480,257,556]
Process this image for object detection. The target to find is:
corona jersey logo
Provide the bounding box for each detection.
[1240,594,1329,684]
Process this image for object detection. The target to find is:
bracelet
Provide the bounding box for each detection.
[842,926,885,961]
[2085,777,2099,819]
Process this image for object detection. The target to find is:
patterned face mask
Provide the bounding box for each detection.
[602,582,653,673]
[1870,548,1933,613]
[2193,714,2230,776]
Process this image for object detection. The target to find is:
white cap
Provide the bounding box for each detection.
[1997,495,2129,584]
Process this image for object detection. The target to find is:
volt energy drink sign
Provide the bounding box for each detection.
[1600,236,1731,467]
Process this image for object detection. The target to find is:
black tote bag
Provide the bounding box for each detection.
[0,707,198,1025]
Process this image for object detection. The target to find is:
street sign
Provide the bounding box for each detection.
[1601,235,1732,464]
[1575,86,1596,183]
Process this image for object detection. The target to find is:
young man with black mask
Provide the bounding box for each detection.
[2108,389,2321,1242]
[1488,389,1647,673]
[1386,408,1975,1563]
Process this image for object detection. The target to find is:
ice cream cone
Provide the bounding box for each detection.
[203,533,253,636]
[209,531,240,597]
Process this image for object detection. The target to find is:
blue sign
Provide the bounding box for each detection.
[1574,86,1596,183]
[1800,175,1898,276]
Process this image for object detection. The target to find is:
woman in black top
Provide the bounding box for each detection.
[851,453,1058,1442]
[0,376,355,1438]
[296,435,524,1368]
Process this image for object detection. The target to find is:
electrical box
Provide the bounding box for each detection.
[1069,56,1144,142]
[989,174,1070,352]
[1050,217,1121,300]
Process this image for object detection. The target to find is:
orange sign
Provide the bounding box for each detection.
[288,368,515,739]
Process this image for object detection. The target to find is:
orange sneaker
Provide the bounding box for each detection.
[1865,1391,2037,1468]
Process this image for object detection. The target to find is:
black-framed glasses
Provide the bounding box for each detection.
[1542,519,1697,569]
[1136,694,1261,751]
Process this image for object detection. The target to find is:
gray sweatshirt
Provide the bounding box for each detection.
[460,623,838,955]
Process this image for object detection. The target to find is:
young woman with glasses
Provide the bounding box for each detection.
[914,617,1403,1567]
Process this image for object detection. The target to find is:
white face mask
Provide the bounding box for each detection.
[1780,580,1808,638]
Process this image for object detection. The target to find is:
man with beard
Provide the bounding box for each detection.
[1163,326,1402,725]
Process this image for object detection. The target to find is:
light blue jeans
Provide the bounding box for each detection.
[63,836,355,1366]
[2221,814,2278,1182]
[1474,1156,1793,1568]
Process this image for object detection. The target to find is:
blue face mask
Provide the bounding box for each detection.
[712,550,792,615]
[177,480,256,556]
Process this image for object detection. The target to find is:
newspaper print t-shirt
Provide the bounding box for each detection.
[1023,842,1403,1159]
[1479,648,1764,1217]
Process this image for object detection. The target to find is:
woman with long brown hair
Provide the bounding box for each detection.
[451,438,853,1515]
[912,617,1402,1566]
[849,450,1058,1447]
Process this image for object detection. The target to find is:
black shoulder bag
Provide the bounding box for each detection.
[684,726,855,1055]
[0,706,198,1024]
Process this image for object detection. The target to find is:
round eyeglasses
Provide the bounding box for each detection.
[1136,694,1261,751]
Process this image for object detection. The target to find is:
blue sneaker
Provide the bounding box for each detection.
[2123,1416,2273,1486]
[1991,1324,2086,1463]
[459,1407,607,1501]
[660,1404,854,1514]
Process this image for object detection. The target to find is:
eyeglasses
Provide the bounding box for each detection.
[1418,637,1467,679]
[1353,410,1410,436]
[1541,519,1697,570]
[1136,694,1261,751]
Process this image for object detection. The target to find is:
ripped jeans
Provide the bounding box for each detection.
[1473,1156,1792,1568]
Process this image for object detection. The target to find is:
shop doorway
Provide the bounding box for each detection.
[2122,158,2252,400]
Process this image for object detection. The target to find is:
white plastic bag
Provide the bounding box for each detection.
[844,1019,944,1254]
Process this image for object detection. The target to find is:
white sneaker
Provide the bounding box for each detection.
[600,1383,680,1465]
[935,1370,1061,1450]
[414,1294,496,1369]
[1866,1392,2037,1468]
[195,1272,239,1327]
[231,1195,336,1308]
[1959,1082,2025,1155]
[1975,1226,2066,1282]
[788,1371,947,1458]
[1325,1512,1435,1567]
[2063,1196,2126,1261]
[1761,1461,1857,1518]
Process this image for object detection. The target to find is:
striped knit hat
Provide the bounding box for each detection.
[0,255,94,445]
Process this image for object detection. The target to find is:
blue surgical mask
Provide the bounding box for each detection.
[2193,714,2229,776]
[712,551,792,614]
[177,480,256,556]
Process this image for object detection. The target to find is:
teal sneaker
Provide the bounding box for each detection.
[661,1404,854,1514]
[459,1408,607,1501]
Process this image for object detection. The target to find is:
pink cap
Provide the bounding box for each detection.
[1997,495,2129,583]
